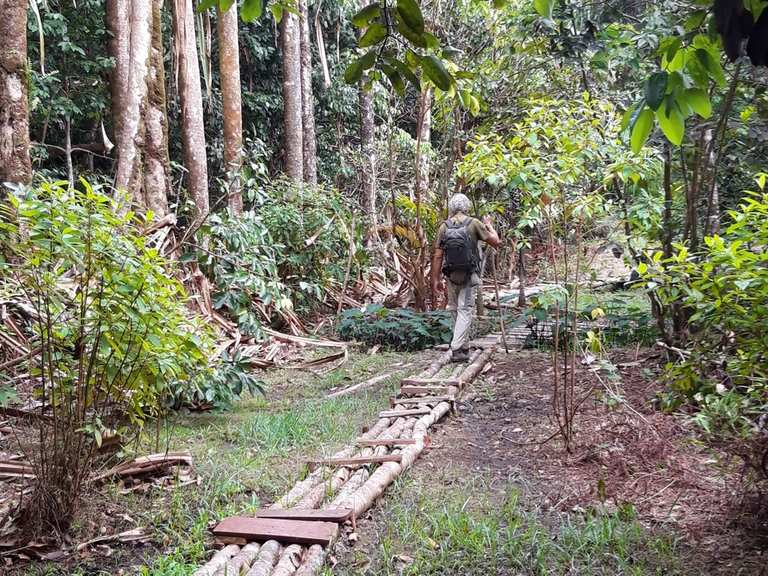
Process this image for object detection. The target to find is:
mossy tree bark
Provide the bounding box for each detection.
[172,0,210,225]
[299,0,317,186]
[217,2,244,214]
[0,0,33,185]
[281,10,304,182]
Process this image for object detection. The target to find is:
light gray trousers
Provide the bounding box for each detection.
[446,279,476,351]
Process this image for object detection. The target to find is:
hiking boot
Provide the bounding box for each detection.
[451,347,470,363]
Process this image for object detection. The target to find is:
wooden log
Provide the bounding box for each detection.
[272,417,391,509]
[254,508,353,522]
[400,377,462,387]
[213,518,338,547]
[420,350,452,378]
[340,348,495,517]
[355,438,416,447]
[192,544,241,576]
[307,454,402,471]
[377,408,431,418]
[294,544,325,576]
[244,540,281,576]
[391,396,454,405]
[459,346,494,384]
[399,385,450,396]
[214,542,260,576]
[271,544,304,576]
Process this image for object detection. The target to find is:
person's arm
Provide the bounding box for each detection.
[481,215,501,248]
[431,248,444,293]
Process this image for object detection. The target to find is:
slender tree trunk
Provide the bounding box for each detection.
[143,0,171,216]
[172,0,210,225]
[217,2,243,213]
[106,0,129,152]
[299,0,317,185]
[113,0,153,202]
[281,11,303,182]
[0,0,32,185]
[359,81,376,219]
[414,88,432,201]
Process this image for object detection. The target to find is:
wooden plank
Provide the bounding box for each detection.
[400,378,462,387]
[392,395,454,405]
[355,438,416,447]
[254,508,353,523]
[213,517,338,546]
[378,407,432,418]
[308,455,402,470]
[400,385,450,396]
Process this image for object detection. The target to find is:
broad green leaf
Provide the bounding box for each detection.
[656,99,685,145]
[745,0,768,20]
[424,32,441,50]
[533,0,554,18]
[644,71,668,110]
[386,56,421,91]
[241,0,263,22]
[684,88,712,119]
[420,55,453,91]
[381,64,405,95]
[352,3,381,28]
[397,0,425,34]
[359,23,387,47]
[270,3,283,22]
[684,9,707,31]
[396,12,427,47]
[344,58,364,84]
[219,0,235,11]
[621,101,644,132]
[196,0,217,12]
[493,0,508,6]
[696,48,726,86]
[630,107,654,153]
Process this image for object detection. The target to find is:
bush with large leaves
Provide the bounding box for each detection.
[0,181,215,534]
[643,180,768,482]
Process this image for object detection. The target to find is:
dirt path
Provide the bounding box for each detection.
[331,348,767,575]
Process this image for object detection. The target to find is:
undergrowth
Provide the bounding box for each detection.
[337,304,452,350]
[340,475,684,576]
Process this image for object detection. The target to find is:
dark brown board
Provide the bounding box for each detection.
[213,517,338,546]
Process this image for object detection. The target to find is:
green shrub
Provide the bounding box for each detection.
[643,184,768,481]
[197,178,364,335]
[337,304,453,351]
[0,180,217,533]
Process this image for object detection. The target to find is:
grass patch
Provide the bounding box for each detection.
[341,474,684,576]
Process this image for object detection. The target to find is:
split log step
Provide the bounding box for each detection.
[307,455,402,471]
[355,438,416,447]
[378,407,432,418]
[254,508,353,523]
[213,517,338,546]
[399,385,451,396]
[391,395,454,406]
[400,378,462,387]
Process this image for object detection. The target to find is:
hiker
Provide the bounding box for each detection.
[431,193,501,362]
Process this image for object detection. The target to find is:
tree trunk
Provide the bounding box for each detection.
[113,0,153,203]
[414,88,432,201]
[281,11,303,182]
[0,0,32,185]
[299,0,317,185]
[359,81,376,220]
[217,2,243,214]
[172,0,210,225]
[106,0,128,151]
[143,0,171,216]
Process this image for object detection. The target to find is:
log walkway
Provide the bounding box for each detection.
[190,343,496,576]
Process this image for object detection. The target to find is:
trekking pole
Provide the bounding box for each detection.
[491,248,510,353]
